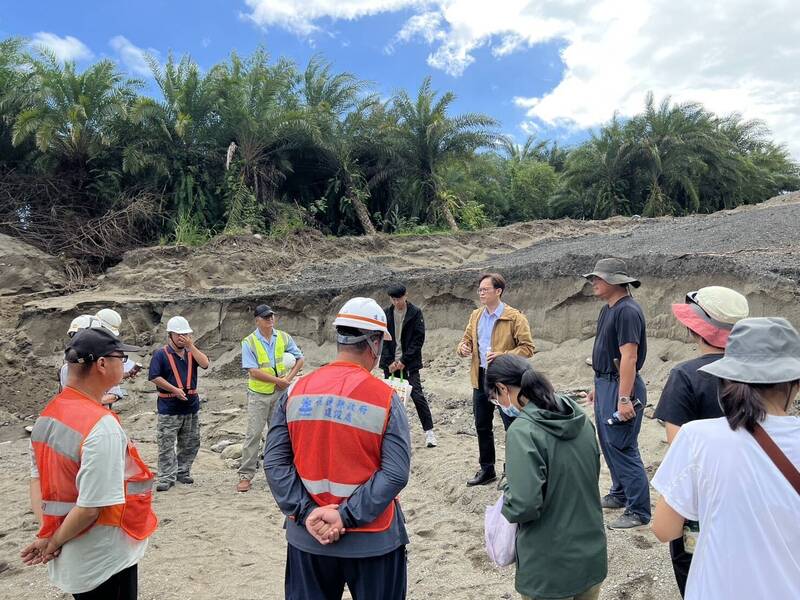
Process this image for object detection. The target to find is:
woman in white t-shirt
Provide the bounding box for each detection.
[651,317,800,600]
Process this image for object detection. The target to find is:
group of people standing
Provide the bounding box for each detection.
[20,257,800,600]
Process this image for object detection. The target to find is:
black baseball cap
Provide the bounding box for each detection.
[254,304,274,318]
[65,328,141,363]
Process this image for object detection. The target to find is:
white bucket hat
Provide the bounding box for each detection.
[699,317,800,384]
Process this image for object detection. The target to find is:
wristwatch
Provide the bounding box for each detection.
[618,396,632,404]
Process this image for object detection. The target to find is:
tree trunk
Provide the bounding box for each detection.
[350,194,377,235]
[441,200,459,232]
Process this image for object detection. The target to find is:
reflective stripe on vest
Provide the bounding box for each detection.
[30,416,82,462]
[158,345,196,398]
[245,331,287,394]
[32,387,158,541]
[287,362,396,533]
[300,478,359,497]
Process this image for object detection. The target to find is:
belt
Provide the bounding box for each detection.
[594,371,619,381]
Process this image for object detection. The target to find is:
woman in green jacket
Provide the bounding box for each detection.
[486,355,607,600]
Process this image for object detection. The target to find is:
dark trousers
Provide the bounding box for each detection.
[594,375,651,521]
[73,564,137,600]
[382,369,434,431]
[474,367,513,469]
[669,537,691,597]
[285,544,407,600]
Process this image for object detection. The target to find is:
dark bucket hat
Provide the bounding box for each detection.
[699,317,800,384]
[583,257,641,288]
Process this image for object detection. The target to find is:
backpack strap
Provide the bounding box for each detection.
[752,423,800,496]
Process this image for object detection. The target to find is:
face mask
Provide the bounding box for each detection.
[367,336,383,371]
[500,404,521,418]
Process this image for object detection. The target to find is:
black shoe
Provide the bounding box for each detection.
[466,468,497,487]
[156,481,174,492]
[177,475,194,484]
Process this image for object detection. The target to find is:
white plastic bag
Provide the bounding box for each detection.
[386,375,412,407]
[484,493,517,567]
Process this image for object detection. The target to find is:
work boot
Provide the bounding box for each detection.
[425,429,438,448]
[156,481,173,492]
[177,474,194,484]
[601,494,626,509]
[608,511,648,530]
[236,478,252,493]
[466,467,497,487]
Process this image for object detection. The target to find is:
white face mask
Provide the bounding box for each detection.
[367,335,383,371]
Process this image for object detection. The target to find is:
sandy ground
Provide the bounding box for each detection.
[0,331,690,600]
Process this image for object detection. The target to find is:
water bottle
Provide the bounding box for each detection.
[606,399,642,425]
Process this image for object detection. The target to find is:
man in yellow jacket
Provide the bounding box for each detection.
[457,272,535,486]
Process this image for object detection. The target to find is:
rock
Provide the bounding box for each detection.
[221,443,243,459]
[584,357,592,366]
[211,439,236,453]
[211,408,240,416]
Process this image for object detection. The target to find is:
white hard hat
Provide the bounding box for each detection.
[283,353,297,370]
[68,314,95,335]
[95,308,122,336]
[333,297,391,341]
[166,315,193,334]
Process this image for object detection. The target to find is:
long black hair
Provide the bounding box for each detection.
[720,380,798,432]
[485,355,564,413]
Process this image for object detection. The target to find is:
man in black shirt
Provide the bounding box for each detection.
[654,286,749,596]
[584,257,650,529]
[381,283,437,448]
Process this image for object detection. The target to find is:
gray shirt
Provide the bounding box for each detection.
[264,391,411,558]
[394,308,406,361]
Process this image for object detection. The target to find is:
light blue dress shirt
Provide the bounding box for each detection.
[477,302,504,368]
[241,329,303,370]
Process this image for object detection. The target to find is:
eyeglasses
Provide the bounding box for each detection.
[478,287,497,295]
[104,354,128,362]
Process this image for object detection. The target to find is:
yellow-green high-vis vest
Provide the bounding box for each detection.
[244,330,288,394]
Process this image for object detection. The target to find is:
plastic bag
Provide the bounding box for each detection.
[484,493,517,566]
[386,374,412,407]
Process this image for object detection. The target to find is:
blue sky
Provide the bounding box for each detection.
[3,0,798,156]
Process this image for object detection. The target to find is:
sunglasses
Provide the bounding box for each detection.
[104,353,128,362]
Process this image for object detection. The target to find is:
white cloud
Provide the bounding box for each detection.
[31,32,93,61]
[243,0,800,157]
[109,36,158,77]
[242,0,425,36]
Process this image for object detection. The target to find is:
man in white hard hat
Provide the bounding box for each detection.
[265,297,411,600]
[92,308,144,399]
[237,304,305,493]
[148,316,209,492]
[58,315,122,407]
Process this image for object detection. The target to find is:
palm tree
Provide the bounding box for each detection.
[12,49,139,183]
[210,49,308,230]
[561,118,634,218]
[300,56,378,234]
[124,53,224,234]
[390,76,499,231]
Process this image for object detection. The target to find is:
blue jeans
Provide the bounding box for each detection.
[594,375,651,522]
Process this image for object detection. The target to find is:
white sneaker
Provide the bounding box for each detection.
[425,429,437,448]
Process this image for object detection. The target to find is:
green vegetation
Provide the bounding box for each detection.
[0,37,797,263]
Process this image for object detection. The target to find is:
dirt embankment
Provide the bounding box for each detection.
[1,195,799,600]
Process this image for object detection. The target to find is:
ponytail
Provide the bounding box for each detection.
[485,354,565,414]
[720,380,797,432]
[520,369,563,413]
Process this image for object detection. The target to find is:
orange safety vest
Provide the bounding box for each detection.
[286,361,395,533]
[30,387,158,541]
[157,345,196,398]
